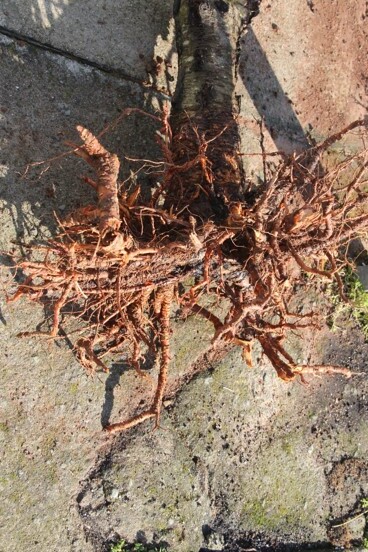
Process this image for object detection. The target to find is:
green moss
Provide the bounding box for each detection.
[242,486,306,532]
[46,462,59,484]
[281,439,293,455]
[41,433,57,455]
[69,382,79,395]
[238,434,320,533]
[0,472,17,485]
[242,500,271,529]
[38,432,59,483]
[242,497,306,531]
[0,422,9,433]
[329,266,368,339]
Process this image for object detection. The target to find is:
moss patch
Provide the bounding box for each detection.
[238,434,323,535]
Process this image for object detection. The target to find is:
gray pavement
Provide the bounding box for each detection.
[0,0,176,83]
[0,33,149,552]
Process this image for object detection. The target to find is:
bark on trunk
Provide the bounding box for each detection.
[167,0,247,220]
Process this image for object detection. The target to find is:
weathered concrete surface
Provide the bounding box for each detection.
[237,0,368,179]
[0,34,165,552]
[0,1,368,551]
[0,33,213,549]
[79,329,368,551]
[0,34,162,248]
[76,2,368,550]
[0,0,176,85]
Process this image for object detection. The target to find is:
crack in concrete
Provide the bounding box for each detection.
[0,25,172,100]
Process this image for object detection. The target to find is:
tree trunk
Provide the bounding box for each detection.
[166,0,247,220]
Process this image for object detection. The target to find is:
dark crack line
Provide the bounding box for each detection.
[0,25,172,100]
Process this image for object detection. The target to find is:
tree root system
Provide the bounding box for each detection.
[7,116,368,432]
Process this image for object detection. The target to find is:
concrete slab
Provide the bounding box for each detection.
[79,337,368,551]
[0,35,165,552]
[0,0,176,84]
[237,0,368,179]
[0,31,213,551]
[0,35,167,245]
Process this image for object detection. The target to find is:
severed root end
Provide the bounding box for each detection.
[295,365,356,378]
[75,126,121,236]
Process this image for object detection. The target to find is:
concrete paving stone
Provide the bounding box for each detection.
[237,0,368,179]
[0,34,166,552]
[0,33,165,248]
[0,0,176,84]
[0,32,212,552]
[79,337,368,551]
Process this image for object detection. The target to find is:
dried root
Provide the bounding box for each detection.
[105,285,174,434]
[7,116,368,432]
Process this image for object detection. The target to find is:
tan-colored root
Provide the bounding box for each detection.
[105,285,174,434]
[74,126,121,236]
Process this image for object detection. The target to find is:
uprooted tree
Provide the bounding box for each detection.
[7,0,368,432]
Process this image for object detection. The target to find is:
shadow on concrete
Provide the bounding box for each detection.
[201,523,335,552]
[101,345,156,427]
[0,0,173,247]
[100,361,130,428]
[239,26,311,154]
[0,0,314,249]
[0,0,174,81]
